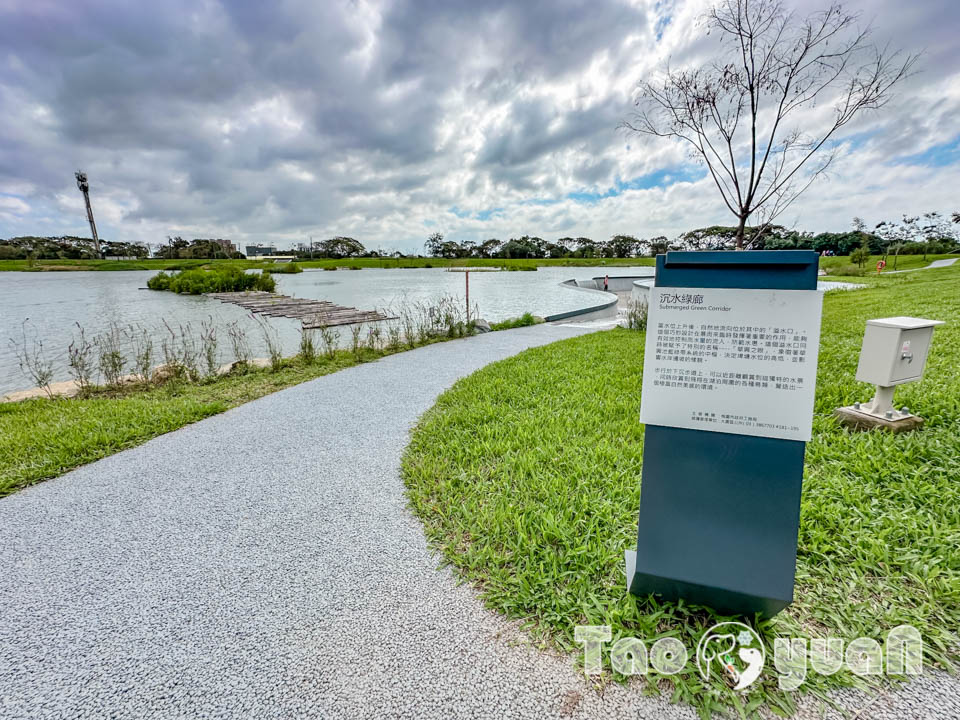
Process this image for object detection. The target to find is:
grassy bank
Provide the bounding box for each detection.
[402,266,960,717]
[0,256,660,272]
[0,258,251,272]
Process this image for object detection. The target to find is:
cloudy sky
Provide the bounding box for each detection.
[0,0,958,254]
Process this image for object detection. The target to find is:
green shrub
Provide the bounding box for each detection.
[265,262,302,274]
[490,312,539,331]
[850,246,870,268]
[146,271,173,290]
[147,267,276,294]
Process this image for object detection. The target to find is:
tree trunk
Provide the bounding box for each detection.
[734,213,748,250]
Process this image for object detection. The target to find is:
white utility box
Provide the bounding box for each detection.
[855,316,944,386]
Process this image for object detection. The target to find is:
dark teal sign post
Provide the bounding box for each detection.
[626,250,820,617]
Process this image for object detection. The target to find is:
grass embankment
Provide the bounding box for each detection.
[0,256,659,272]
[402,266,960,717]
[0,258,260,272]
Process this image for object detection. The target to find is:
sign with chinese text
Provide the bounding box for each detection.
[639,287,823,441]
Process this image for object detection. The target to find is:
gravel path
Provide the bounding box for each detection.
[1,323,956,719]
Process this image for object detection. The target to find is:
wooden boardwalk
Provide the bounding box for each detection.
[206,291,394,328]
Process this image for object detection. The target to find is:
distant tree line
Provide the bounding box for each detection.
[294,236,367,259]
[0,236,149,260]
[417,212,960,259]
[3,210,957,262]
[153,237,244,259]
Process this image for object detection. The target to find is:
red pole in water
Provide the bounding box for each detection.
[465,270,470,323]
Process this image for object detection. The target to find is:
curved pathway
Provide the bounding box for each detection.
[886,257,958,273]
[1,324,956,719]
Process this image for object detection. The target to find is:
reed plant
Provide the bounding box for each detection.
[95,323,127,387]
[625,296,649,331]
[318,325,340,360]
[299,327,317,364]
[67,322,96,393]
[10,320,54,398]
[127,325,154,384]
[199,318,219,379]
[256,316,283,372]
[227,321,252,368]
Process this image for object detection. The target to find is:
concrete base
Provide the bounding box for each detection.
[835,405,925,433]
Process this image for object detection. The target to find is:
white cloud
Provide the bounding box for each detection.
[0,195,29,217]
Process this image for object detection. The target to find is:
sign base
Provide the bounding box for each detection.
[834,406,924,433]
[625,549,789,617]
[626,425,802,618]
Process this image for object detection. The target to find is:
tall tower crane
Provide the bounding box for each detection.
[75,170,101,256]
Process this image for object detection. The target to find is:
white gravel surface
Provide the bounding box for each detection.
[1,323,956,719]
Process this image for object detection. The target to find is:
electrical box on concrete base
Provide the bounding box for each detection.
[855,317,944,386]
[837,315,945,432]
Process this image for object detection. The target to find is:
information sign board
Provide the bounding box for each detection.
[639,287,823,441]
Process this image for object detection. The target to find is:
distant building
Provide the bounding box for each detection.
[213,238,237,254]
[245,244,277,257]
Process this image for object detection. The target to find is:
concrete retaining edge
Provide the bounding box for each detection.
[544,279,619,322]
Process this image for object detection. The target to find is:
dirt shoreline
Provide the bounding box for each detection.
[1,358,274,403]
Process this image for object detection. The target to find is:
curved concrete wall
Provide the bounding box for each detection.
[546,272,659,322]
[631,278,655,304]
[545,280,619,322]
[586,271,655,292]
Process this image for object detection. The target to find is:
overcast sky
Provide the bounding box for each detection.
[1,0,958,253]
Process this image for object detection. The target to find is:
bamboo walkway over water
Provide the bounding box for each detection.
[206,291,394,328]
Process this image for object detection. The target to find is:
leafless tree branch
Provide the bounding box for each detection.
[621,0,918,248]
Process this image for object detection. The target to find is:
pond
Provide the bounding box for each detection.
[0,266,648,394]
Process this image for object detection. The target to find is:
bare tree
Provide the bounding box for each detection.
[624,1,917,248]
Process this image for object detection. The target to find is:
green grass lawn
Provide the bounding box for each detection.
[819,252,956,274]
[402,266,960,717]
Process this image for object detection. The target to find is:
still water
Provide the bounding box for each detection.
[0,266,645,394]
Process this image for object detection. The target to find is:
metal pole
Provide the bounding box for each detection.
[465,270,470,324]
